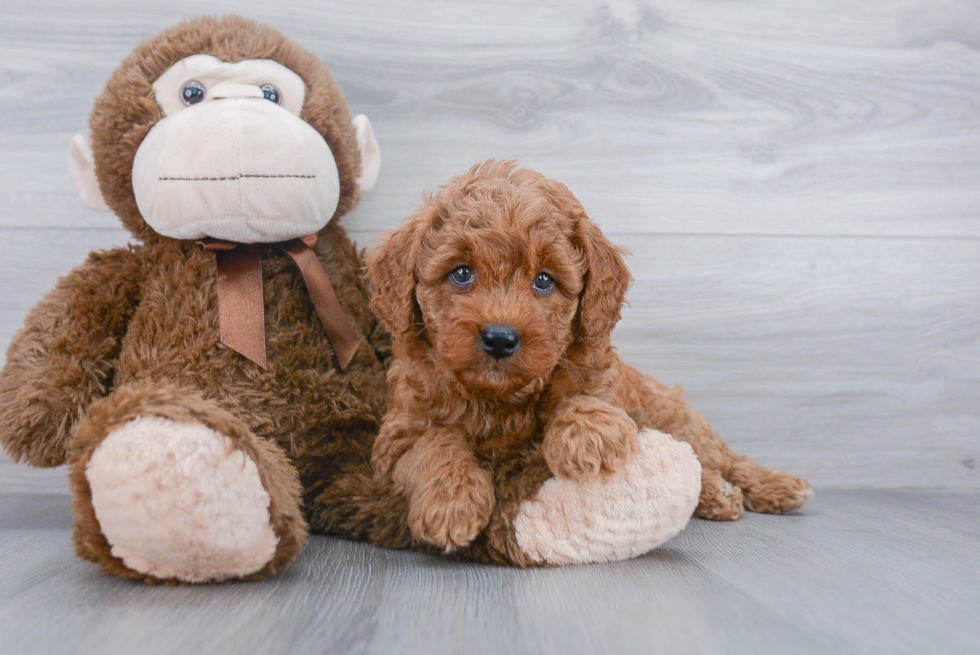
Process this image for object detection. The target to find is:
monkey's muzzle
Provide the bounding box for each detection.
[132,97,340,243]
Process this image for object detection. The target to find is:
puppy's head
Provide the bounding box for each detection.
[368,160,631,398]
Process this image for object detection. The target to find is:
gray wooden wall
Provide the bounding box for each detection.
[1,0,977,493]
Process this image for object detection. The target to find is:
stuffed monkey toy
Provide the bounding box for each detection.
[0,16,390,583]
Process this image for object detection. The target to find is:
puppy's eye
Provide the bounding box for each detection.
[260,84,281,104]
[532,272,555,293]
[449,265,474,288]
[180,80,206,105]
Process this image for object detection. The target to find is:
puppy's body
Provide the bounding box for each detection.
[343,161,810,564]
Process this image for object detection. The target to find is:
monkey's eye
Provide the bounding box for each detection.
[532,272,555,294]
[449,265,474,288]
[180,80,206,106]
[260,84,281,104]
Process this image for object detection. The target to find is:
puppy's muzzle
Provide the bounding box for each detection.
[480,325,521,360]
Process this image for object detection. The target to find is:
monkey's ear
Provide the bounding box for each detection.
[68,134,110,212]
[352,114,381,192]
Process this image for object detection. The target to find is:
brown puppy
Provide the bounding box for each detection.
[366,160,811,558]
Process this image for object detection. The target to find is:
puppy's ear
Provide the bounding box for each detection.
[543,182,630,345]
[367,203,434,340]
[574,215,632,343]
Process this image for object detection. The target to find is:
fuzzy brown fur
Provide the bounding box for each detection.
[348,160,812,565]
[0,16,390,582]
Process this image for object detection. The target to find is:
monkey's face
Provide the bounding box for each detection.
[70,17,380,243]
[130,55,339,243]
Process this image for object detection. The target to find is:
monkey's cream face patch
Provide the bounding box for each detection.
[132,55,340,243]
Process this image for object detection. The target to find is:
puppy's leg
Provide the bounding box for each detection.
[393,431,495,552]
[543,396,639,480]
[696,469,744,520]
[632,373,811,519]
[725,455,813,515]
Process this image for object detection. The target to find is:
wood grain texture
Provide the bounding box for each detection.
[0,490,977,654]
[4,0,980,237]
[1,0,979,492]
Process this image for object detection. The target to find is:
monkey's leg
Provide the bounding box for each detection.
[461,429,701,567]
[68,381,306,583]
[307,463,414,551]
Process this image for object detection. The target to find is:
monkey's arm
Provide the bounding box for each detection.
[0,247,143,466]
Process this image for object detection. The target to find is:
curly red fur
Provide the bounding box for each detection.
[366,160,812,555]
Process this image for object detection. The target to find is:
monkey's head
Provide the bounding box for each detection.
[69,16,381,243]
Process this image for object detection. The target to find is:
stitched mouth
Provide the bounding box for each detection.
[158,174,316,181]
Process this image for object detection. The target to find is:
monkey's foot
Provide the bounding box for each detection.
[513,429,702,565]
[85,417,279,583]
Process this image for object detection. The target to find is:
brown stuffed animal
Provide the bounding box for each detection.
[0,16,390,583]
[321,161,810,567]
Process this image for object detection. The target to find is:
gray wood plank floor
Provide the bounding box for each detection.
[1,490,977,655]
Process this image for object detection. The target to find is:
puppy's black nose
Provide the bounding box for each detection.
[480,325,521,360]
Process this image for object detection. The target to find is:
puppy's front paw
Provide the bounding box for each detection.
[543,397,639,480]
[407,468,495,552]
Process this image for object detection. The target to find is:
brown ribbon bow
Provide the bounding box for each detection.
[198,234,362,370]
